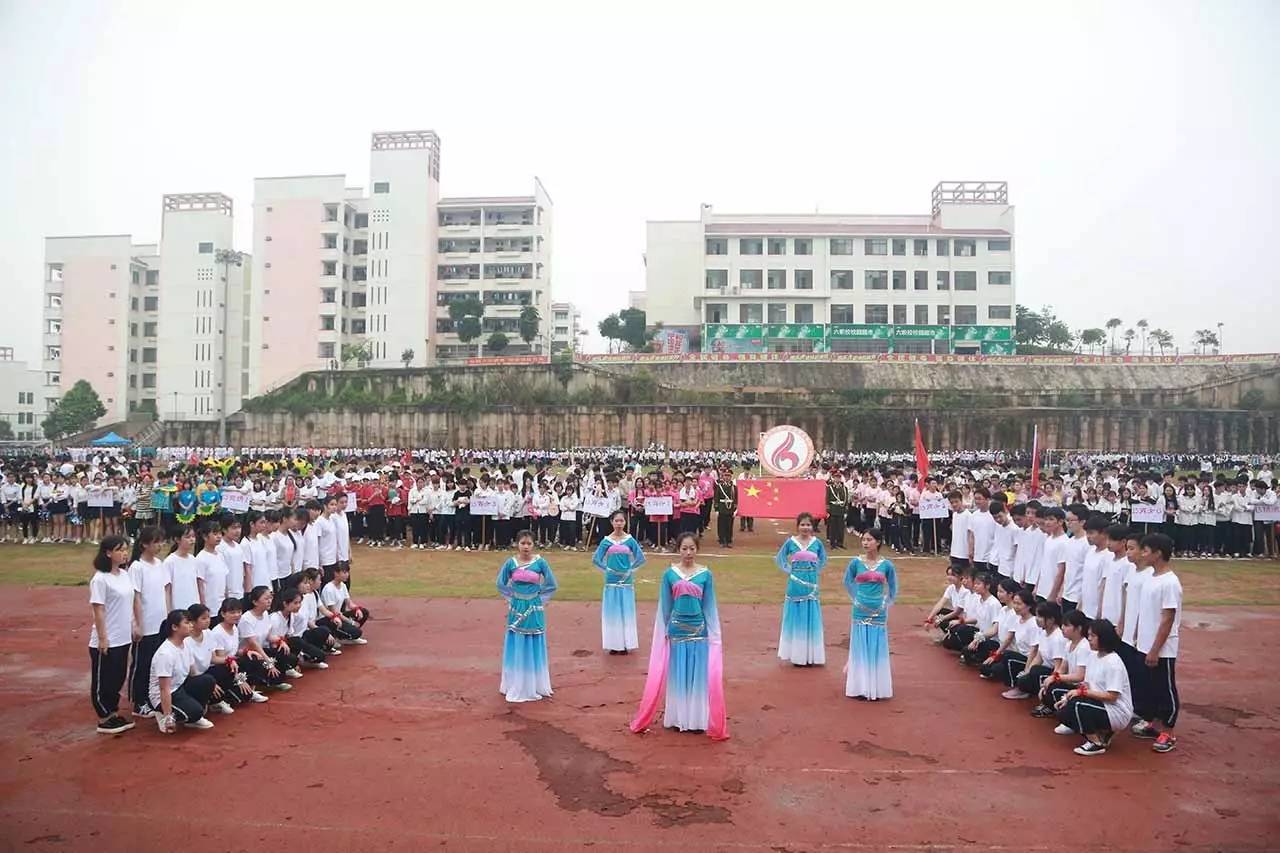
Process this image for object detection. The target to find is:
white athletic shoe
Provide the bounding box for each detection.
[274,682,293,691]
[284,668,303,679]
[308,661,330,670]
[346,637,368,645]
[185,717,215,730]
[327,647,342,656]
[250,691,269,703]
[1054,723,1074,735]
[212,700,235,715]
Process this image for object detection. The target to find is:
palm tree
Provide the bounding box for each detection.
[1105,317,1122,354]
[1136,319,1149,354]
[518,306,541,350]
[1193,329,1220,355]
[1123,328,1135,354]
[1151,328,1173,355]
[1080,328,1106,354]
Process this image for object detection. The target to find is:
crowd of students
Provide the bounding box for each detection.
[86,510,370,736]
[924,498,1183,757]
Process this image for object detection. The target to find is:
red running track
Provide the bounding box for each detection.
[1,587,1277,851]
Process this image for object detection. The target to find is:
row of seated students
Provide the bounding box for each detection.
[925,519,1183,756]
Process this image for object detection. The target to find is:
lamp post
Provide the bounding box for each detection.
[214,249,244,449]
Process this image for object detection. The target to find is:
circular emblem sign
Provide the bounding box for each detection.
[758,425,815,478]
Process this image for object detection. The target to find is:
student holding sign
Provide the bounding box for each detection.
[592,511,646,653]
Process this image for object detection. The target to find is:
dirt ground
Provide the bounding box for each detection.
[1,587,1278,852]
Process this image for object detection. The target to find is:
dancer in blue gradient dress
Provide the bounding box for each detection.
[497,529,559,702]
[774,512,828,666]
[591,510,645,654]
[844,527,898,700]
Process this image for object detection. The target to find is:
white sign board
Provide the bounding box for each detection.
[221,491,250,513]
[469,495,500,516]
[644,496,674,516]
[1253,505,1280,523]
[345,492,358,513]
[918,497,950,520]
[1129,503,1166,524]
[583,495,613,518]
[88,490,116,508]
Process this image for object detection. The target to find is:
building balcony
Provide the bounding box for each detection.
[318,302,339,315]
[44,279,63,295]
[44,304,62,320]
[42,332,61,347]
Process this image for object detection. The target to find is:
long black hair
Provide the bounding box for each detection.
[130,525,165,563]
[93,535,129,573]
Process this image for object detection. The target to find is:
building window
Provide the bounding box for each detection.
[831,270,853,290]
[324,204,339,222]
[705,303,727,323]
[767,269,786,290]
[794,304,814,324]
[936,239,949,256]
[321,316,335,331]
[706,269,728,289]
[892,304,907,325]
[354,212,369,229]
[936,271,950,290]
[373,182,390,194]
[955,305,978,325]
[130,297,139,311]
[830,238,855,255]
[938,305,951,326]
[142,347,156,363]
[146,270,158,286]
[323,233,338,249]
[739,303,763,324]
[144,296,158,311]
[739,238,763,255]
[142,373,155,388]
[322,261,337,276]
[793,269,813,290]
[794,238,812,255]
[891,238,906,256]
[767,303,787,324]
[864,270,888,290]
[954,271,977,290]
[830,304,854,324]
[198,242,213,254]
[865,304,889,324]
[144,322,157,337]
[914,304,929,324]
[913,270,928,291]
[739,269,763,289]
[706,238,728,255]
[988,304,1012,320]
[954,239,977,257]
[321,288,336,303]
[988,239,1011,251]
[129,323,137,337]
[913,239,929,257]
[892,270,907,290]
[988,270,1012,285]
[318,342,336,359]
[767,238,787,256]
[864,238,888,256]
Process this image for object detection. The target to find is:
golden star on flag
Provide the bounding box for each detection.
[745,485,761,497]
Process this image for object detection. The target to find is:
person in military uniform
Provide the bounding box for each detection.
[714,467,738,548]
[826,468,849,549]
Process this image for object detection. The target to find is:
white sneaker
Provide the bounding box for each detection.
[250,691,269,703]
[212,700,235,715]
[284,668,303,679]
[347,637,368,645]
[310,661,330,669]
[328,647,342,656]
[274,682,293,691]
[1054,723,1074,735]
[185,717,215,729]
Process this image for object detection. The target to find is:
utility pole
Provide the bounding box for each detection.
[214,249,244,448]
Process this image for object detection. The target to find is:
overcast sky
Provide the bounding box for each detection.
[2,0,1276,361]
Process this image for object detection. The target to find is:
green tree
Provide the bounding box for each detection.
[42,379,106,439]
[1079,328,1106,354]
[518,306,541,347]
[1193,328,1220,354]
[0,420,13,440]
[448,297,485,353]
[1151,328,1173,355]
[400,348,415,368]
[340,341,372,367]
[1015,305,1049,347]
[1046,320,1075,352]
[1136,318,1149,354]
[598,307,655,352]
[487,332,510,353]
[1105,317,1122,353]
[1123,328,1136,354]
[597,314,623,352]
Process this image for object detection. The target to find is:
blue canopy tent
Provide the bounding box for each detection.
[90,431,132,447]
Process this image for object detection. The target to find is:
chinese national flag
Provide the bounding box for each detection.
[737,479,828,519]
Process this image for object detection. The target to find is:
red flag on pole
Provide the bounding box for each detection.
[737,479,827,519]
[1029,424,1041,495]
[913,418,929,480]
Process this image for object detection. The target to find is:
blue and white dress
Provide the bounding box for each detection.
[497,555,558,702]
[591,533,645,651]
[775,535,828,665]
[843,556,897,700]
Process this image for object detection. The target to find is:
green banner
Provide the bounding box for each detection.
[705,324,763,340]
[891,325,951,340]
[764,323,825,340]
[953,324,1014,342]
[980,340,1017,355]
[829,323,891,340]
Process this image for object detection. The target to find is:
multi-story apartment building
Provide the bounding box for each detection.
[0,347,44,441]
[41,234,159,426]
[435,180,553,360]
[643,182,1016,355]
[549,301,582,354]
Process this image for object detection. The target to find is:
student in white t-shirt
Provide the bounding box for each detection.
[183,603,236,716]
[1077,516,1112,619]
[321,565,370,636]
[1060,506,1092,612]
[947,491,972,568]
[924,564,965,636]
[217,517,249,601]
[269,586,328,669]
[1034,507,1070,602]
[207,597,268,704]
[194,521,228,615]
[943,571,1001,652]
[128,526,169,718]
[88,536,137,735]
[1007,601,1064,700]
[1098,524,1131,624]
[270,510,297,589]
[238,586,298,688]
[1131,532,1183,754]
[1039,609,1095,721]
[982,588,1041,686]
[303,567,364,644]
[164,527,201,611]
[963,578,1020,666]
[149,609,217,733]
[1053,619,1133,756]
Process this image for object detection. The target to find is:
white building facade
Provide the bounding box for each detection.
[643,182,1016,355]
[0,347,44,441]
[549,301,582,353]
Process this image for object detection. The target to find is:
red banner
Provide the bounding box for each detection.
[736,479,827,519]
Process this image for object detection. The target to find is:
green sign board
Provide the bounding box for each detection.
[706,324,763,340]
[764,324,825,340]
[891,325,951,340]
[829,324,891,340]
[704,323,826,340]
[953,324,1014,342]
[980,340,1017,355]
